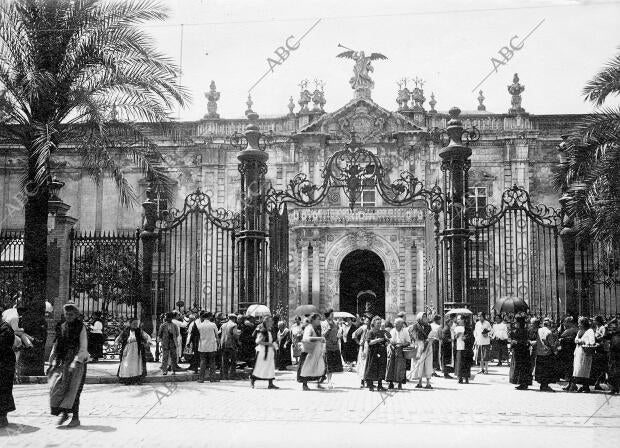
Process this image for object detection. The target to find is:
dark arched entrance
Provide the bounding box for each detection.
[339,249,385,317]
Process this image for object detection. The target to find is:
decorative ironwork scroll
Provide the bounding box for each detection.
[157,188,240,231]
[266,131,443,212]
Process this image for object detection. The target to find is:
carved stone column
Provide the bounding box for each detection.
[416,245,425,314]
[404,237,413,314]
[311,240,321,307]
[300,241,309,305]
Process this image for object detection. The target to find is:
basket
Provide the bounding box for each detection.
[403,347,417,359]
[582,344,598,355]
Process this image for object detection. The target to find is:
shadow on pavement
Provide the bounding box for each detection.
[0,423,40,436]
[57,424,117,433]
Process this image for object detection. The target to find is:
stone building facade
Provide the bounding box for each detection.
[0,69,581,321]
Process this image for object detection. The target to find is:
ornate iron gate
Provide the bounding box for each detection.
[0,230,24,309]
[154,190,239,316]
[68,229,141,319]
[576,242,620,317]
[463,185,563,316]
[269,204,289,318]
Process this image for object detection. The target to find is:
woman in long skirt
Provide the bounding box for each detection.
[591,316,608,390]
[572,317,596,393]
[87,312,104,362]
[48,303,89,428]
[608,322,620,394]
[557,317,578,387]
[276,321,292,370]
[510,316,533,390]
[410,312,434,389]
[440,316,454,378]
[251,316,279,389]
[455,317,474,384]
[297,313,326,390]
[364,316,390,391]
[385,318,410,389]
[290,316,304,365]
[323,310,343,386]
[115,318,151,385]
[353,316,370,388]
[0,318,16,428]
[341,318,358,368]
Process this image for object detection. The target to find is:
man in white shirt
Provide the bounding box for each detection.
[491,315,509,366]
[474,312,492,374]
[192,311,220,383]
[429,315,442,376]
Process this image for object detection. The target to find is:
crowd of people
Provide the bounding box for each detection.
[0,301,619,429]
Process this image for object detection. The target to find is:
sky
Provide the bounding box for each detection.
[143,0,620,120]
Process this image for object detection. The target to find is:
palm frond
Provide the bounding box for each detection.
[583,49,620,106]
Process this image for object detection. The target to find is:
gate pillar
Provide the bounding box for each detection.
[559,193,578,317]
[439,107,472,309]
[140,188,158,360]
[237,112,269,309]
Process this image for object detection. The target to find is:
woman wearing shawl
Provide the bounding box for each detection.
[115,318,151,385]
[363,316,390,391]
[534,317,559,392]
[340,318,358,369]
[297,313,327,390]
[572,317,596,393]
[557,317,578,388]
[250,316,279,389]
[509,315,533,390]
[385,317,410,389]
[48,303,89,428]
[410,312,434,389]
[353,316,370,388]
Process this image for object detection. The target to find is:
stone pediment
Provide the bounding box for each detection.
[299,97,424,142]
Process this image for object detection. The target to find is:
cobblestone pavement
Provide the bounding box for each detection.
[2,366,619,448]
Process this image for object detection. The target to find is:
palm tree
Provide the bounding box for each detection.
[554,48,620,256]
[0,0,189,374]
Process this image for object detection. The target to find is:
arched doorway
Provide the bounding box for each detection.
[339,249,385,317]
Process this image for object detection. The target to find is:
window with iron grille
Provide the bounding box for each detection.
[360,179,375,208]
[467,186,487,216]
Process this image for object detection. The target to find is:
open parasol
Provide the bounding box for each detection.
[293,304,319,316]
[245,304,271,317]
[445,308,473,316]
[333,311,355,319]
[494,296,529,314]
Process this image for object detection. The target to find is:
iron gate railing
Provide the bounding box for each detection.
[577,241,620,317]
[68,229,141,319]
[0,230,24,309]
[154,190,239,316]
[269,204,289,318]
[465,186,563,317]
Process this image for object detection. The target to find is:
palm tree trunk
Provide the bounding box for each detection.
[19,182,49,376]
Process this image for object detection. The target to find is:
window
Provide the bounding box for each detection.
[154,189,168,218]
[467,186,487,216]
[360,179,375,208]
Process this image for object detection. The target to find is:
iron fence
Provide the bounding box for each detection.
[0,230,23,309]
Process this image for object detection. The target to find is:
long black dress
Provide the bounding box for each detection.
[509,327,533,386]
[363,329,389,381]
[0,321,16,417]
[341,324,358,364]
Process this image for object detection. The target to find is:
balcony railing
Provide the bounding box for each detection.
[289,206,426,226]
